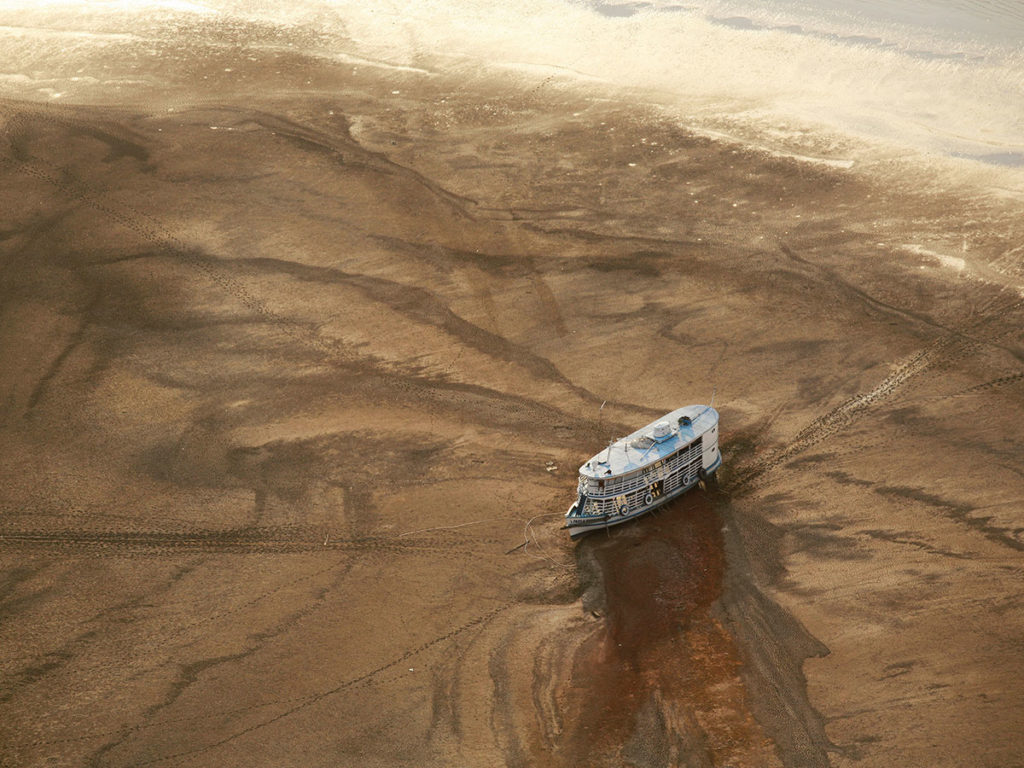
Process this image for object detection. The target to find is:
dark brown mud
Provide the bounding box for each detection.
[563,491,782,767]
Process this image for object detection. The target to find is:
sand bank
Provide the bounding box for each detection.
[1,64,1022,767]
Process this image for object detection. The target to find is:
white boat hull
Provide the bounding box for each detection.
[565,455,720,538]
[564,405,721,539]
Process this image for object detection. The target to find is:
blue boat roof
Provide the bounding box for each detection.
[580,405,719,479]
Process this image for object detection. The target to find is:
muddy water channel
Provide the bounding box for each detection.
[562,495,781,767]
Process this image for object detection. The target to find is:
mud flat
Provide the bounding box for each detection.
[1,58,1022,768]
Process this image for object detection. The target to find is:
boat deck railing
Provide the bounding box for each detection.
[577,454,704,517]
[580,436,704,498]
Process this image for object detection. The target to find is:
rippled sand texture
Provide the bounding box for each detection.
[1,67,1022,768]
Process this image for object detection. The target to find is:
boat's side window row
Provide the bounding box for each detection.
[583,437,705,496]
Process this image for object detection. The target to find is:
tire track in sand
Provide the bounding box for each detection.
[734,239,1024,490]
[0,526,501,558]
[734,336,954,489]
[128,601,513,767]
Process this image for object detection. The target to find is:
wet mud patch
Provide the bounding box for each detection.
[561,494,779,767]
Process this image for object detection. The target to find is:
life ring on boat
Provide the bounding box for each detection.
[617,503,629,516]
[643,492,654,506]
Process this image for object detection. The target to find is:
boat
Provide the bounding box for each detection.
[564,405,721,538]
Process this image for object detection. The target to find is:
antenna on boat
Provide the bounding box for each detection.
[696,387,717,422]
[604,439,614,463]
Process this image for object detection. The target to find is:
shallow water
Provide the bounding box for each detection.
[658,0,1024,46]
